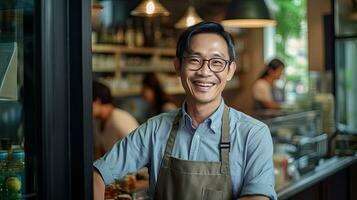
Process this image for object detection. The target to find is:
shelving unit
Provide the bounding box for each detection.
[92,44,176,74]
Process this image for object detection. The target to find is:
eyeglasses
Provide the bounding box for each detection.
[182,56,232,73]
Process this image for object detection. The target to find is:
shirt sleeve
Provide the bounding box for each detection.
[240,124,277,200]
[93,121,151,185]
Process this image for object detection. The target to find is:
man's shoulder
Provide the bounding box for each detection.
[146,109,179,125]
[229,107,267,129]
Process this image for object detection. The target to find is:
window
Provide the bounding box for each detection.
[265,0,308,104]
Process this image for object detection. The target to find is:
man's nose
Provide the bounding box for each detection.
[198,60,212,74]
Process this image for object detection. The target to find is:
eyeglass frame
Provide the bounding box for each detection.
[181,55,233,73]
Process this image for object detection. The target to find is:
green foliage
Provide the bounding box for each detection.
[269,0,308,95]
[273,0,306,59]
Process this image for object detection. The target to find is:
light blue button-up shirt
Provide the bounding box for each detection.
[94,100,277,200]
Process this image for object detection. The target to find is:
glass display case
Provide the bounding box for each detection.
[258,111,328,174]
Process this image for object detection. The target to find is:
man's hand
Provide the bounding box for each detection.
[93,170,105,200]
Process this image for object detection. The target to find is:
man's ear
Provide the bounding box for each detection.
[174,58,181,76]
[226,61,237,81]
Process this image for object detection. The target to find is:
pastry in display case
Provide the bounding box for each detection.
[104,169,150,200]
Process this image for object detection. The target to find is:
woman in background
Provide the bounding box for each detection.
[253,58,285,109]
[141,73,177,118]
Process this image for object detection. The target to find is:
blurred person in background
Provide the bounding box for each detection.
[253,58,285,110]
[92,80,139,159]
[141,72,177,118]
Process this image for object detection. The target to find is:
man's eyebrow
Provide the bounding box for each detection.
[185,51,227,58]
[211,52,226,58]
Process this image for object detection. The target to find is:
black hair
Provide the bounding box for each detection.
[92,80,112,104]
[260,58,285,78]
[176,21,236,62]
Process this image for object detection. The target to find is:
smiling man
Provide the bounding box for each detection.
[93,21,277,200]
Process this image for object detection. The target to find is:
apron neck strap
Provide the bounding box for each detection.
[164,109,182,157]
[164,105,231,174]
[220,105,230,174]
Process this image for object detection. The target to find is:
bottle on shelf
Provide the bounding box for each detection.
[115,23,125,45]
[125,19,135,48]
[135,22,145,47]
[0,150,9,199]
[6,149,25,199]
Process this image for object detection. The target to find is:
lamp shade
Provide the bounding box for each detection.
[130,0,170,17]
[175,6,203,29]
[221,0,276,28]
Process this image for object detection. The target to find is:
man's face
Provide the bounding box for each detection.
[175,33,236,105]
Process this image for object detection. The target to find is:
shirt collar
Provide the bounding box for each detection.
[180,99,225,134]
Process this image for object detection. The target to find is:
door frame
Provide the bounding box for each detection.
[39,0,93,199]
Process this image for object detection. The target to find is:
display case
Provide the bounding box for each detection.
[258,111,328,174]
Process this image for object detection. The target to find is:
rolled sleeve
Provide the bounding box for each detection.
[241,125,277,200]
[94,158,116,185]
[240,183,276,200]
[93,121,152,185]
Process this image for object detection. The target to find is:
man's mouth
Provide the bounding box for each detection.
[192,81,215,91]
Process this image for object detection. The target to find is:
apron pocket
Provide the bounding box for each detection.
[202,188,223,200]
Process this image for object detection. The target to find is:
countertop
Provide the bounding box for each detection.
[277,154,357,200]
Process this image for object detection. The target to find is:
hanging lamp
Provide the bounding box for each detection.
[175,2,203,29]
[130,0,170,17]
[221,0,276,28]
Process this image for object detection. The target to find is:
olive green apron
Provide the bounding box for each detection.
[154,105,233,200]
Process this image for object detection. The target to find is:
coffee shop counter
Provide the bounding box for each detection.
[277,154,357,200]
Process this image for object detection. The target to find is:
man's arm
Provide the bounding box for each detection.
[239,196,269,200]
[239,125,277,199]
[93,170,105,200]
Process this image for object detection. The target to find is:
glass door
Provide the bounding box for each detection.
[0,1,37,198]
[335,38,357,134]
[1,0,93,199]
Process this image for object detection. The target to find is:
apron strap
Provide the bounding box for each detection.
[164,105,231,175]
[220,105,230,174]
[164,109,182,157]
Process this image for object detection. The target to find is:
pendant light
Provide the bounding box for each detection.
[175,1,203,29]
[131,0,170,17]
[221,0,276,28]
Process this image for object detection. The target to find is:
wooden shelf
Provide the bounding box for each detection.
[92,44,176,56]
[121,66,175,73]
